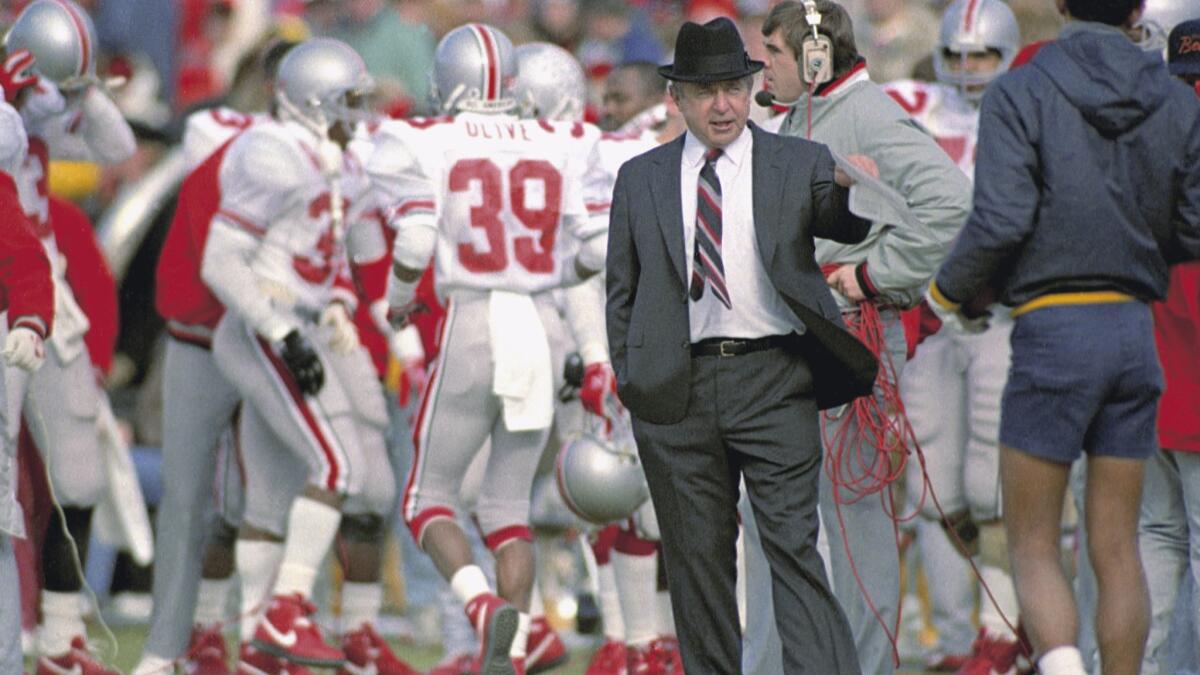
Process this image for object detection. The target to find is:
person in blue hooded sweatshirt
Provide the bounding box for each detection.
[924,0,1200,674]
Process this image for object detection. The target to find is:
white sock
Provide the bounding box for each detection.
[614,550,659,646]
[978,564,1020,639]
[509,612,531,659]
[450,565,491,606]
[131,653,175,675]
[656,588,676,637]
[1038,646,1087,675]
[341,582,383,632]
[195,577,234,626]
[529,582,545,619]
[39,591,85,657]
[273,497,342,597]
[235,539,284,642]
[596,563,625,641]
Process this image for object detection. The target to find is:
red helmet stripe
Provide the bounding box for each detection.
[55,0,91,79]
[962,0,980,35]
[471,24,499,102]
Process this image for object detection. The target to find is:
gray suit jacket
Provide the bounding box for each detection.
[605,123,879,425]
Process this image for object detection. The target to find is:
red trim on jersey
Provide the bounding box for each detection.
[962,0,979,33]
[255,336,344,492]
[395,199,435,216]
[408,506,457,546]
[484,525,533,551]
[473,24,499,102]
[817,61,868,98]
[216,209,266,237]
[56,0,91,80]
[585,201,611,214]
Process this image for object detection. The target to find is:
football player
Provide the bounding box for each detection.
[370,23,608,675]
[4,3,135,672]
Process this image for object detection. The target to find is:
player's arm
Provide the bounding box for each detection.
[561,136,609,284]
[0,174,53,371]
[200,131,302,342]
[44,86,136,164]
[365,122,438,320]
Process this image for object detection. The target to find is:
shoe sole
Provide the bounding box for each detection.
[480,605,519,675]
[249,638,345,668]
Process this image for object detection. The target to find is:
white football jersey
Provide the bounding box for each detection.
[182,107,268,172]
[882,80,979,180]
[597,128,658,191]
[369,113,607,297]
[212,119,373,317]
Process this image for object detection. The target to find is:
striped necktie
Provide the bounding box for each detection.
[690,147,731,309]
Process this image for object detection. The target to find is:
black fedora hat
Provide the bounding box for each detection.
[658,17,764,83]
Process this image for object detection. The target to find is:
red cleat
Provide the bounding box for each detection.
[585,639,627,675]
[250,594,344,668]
[336,622,420,675]
[185,623,232,674]
[426,653,475,675]
[236,643,314,675]
[956,627,1034,675]
[36,637,120,675]
[625,643,667,675]
[523,617,567,674]
[464,593,519,675]
[648,636,683,673]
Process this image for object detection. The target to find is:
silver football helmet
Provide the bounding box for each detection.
[513,42,587,121]
[556,423,649,526]
[431,23,518,114]
[934,0,1020,100]
[1136,0,1197,55]
[4,0,99,91]
[274,38,375,129]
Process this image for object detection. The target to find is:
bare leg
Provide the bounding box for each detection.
[1084,455,1149,675]
[1000,445,1075,654]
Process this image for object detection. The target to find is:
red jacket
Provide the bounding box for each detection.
[154,138,234,347]
[0,172,53,336]
[1154,263,1200,453]
[49,196,117,374]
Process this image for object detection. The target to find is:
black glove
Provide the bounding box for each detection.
[280,330,324,396]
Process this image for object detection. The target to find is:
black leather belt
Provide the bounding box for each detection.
[691,334,794,358]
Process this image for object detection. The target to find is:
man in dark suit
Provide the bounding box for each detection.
[605,16,878,675]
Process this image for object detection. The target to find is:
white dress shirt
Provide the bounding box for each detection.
[680,127,800,342]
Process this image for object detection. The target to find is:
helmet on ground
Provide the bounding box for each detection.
[934,0,1020,100]
[5,0,99,91]
[513,42,587,121]
[431,23,518,114]
[275,37,374,129]
[556,429,649,525]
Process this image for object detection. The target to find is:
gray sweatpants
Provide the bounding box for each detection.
[141,337,242,661]
[742,314,907,675]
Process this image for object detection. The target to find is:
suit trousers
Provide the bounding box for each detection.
[632,343,859,675]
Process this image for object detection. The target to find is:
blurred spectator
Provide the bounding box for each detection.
[93,0,179,107]
[599,61,666,131]
[685,0,739,24]
[855,0,939,83]
[530,0,584,49]
[305,0,437,113]
[176,0,237,111]
[577,0,665,83]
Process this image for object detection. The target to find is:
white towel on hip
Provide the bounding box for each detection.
[488,290,553,432]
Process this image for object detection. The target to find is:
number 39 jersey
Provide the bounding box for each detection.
[368,112,608,297]
[882,80,980,180]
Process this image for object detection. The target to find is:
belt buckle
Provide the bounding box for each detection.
[718,340,738,357]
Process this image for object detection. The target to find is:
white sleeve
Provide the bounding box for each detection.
[201,221,295,341]
[0,102,28,176]
[562,274,609,364]
[45,87,137,164]
[346,208,389,265]
[366,122,438,269]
